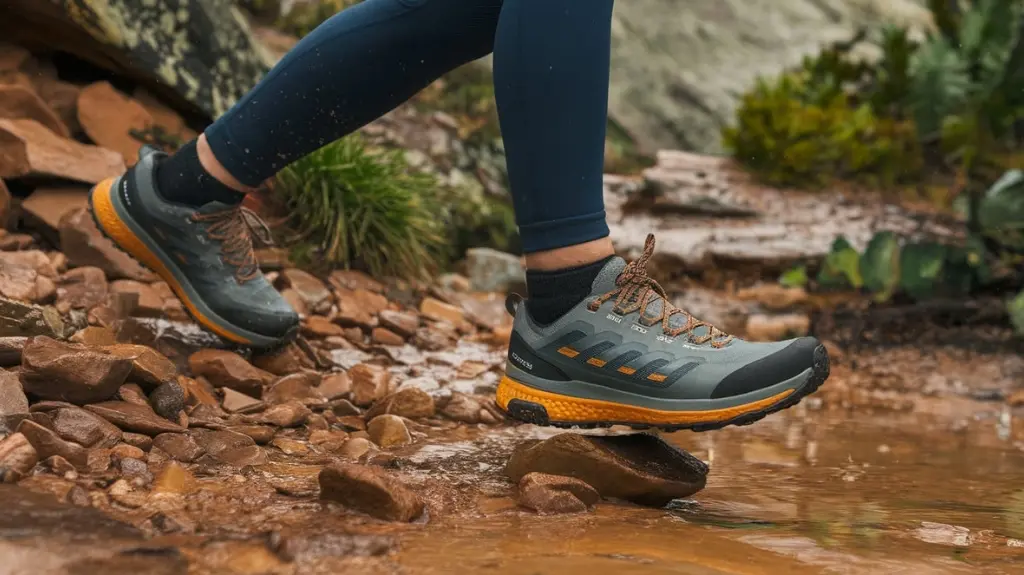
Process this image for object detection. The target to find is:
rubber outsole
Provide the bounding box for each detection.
[497,344,830,432]
[88,177,298,351]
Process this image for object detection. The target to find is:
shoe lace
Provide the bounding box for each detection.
[587,234,733,347]
[190,206,274,283]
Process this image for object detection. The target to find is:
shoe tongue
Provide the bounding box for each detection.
[590,256,627,295]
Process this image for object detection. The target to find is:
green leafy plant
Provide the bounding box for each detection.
[273,134,448,279]
[816,237,863,289]
[1010,288,1024,334]
[860,231,900,301]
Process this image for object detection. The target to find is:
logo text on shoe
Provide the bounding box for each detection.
[511,352,533,371]
[605,313,622,324]
[631,324,648,334]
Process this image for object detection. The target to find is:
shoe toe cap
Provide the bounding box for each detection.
[710,336,822,399]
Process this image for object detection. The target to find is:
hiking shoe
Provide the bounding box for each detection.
[497,234,829,431]
[89,146,299,348]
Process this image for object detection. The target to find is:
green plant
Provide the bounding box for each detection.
[1010,288,1024,334]
[273,134,448,279]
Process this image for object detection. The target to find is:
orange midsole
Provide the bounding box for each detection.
[90,178,254,345]
[496,375,794,425]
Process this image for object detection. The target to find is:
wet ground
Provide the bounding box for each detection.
[6,397,1024,575]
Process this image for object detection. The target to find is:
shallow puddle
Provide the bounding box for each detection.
[396,407,1024,574]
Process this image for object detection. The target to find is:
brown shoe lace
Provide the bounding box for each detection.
[189,206,274,283]
[587,234,733,347]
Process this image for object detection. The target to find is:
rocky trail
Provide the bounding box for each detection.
[0,2,1022,574]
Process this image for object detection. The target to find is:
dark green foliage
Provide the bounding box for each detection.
[273,134,448,279]
[816,237,862,289]
[860,231,900,301]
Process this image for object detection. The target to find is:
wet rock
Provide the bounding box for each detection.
[50,406,121,448]
[465,248,526,293]
[17,419,88,470]
[152,433,205,463]
[318,463,424,522]
[349,364,392,407]
[153,461,196,496]
[121,432,152,451]
[280,269,332,313]
[77,82,153,165]
[371,327,405,346]
[193,429,267,467]
[251,342,316,376]
[260,401,311,428]
[441,392,482,424]
[109,280,164,317]
[0,369,28,428]
[378,310,419,338]
[0,118,124,183]
[117,383,149,406]
[518,472,599,514]
[0,296,65,338]
[271,437,309,455]
[85,401,185,436]
[339,437,374,460]
[264,372,325,406]
[149,381,186,421]
[20,336,132,404]
[366,387,435,420]
[59,208,155,281]
[317,372,351,400]
[0,432,38,481]
[304,316,347,338]
[337,416,367,432]
[329,270,384,294]
[45,454,76,477]
[0,84,69,137]
[308,429,349,452]
[179,376,219,407]
[330,399,361,417]
[188,349,275,397]
[367,415,412,449]
[110,443,145,461]
[506,433,708,507]
[55,266,108,312]
[221,388,264,414]
[419,297,466,328]
[229,425,275,445]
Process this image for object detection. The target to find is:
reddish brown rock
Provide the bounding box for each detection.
[441,392,482,424]
[280,269,332,313]
[32,77,81,134]
[0,118,124,183]
[192,429,267,467]
[76,81,153,166]
[17,419,88,470]
[517,472,599,514]
[338,437,374,460]
[378,310,419,338]
[121,432,152,451]
[370,327,404,346]
[366,414,412,449]
[20,336,132,404]
[132,88,195,141]
[102,344,178,389]
[264,372,325,406]
[251,342,317,376]
[110,443,145,461]
[117,383,149,406]
[0,336,25,367]
[0,369,28,427]
[0,432,38,481]
[328,270,384,293]
[50,406,121,449]
[189,350,275,397]
[280,289,309,317]
[302,316,346,338]
[419,297,467,329]
[317,372,351,400]
[229,425,275,445]
[349,364,392,407]
[0,250,56,278]
[318,463,424,522]
[366,387,435,420]
[55,266,108,312]
[179,376,218,407]
[85,401,185,436]
[152,433,204,462]
[0,84,68,137]
[260,401,311,428]
[221,387,263,413]
[335,298,375,329]
[58,208,155,281]
[21,187,89,235]
[0,261,53,303]
[0,179,9,229]
[109,280,164,317]
[70,326,117,347]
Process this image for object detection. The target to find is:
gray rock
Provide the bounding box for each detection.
[465,248,525,293]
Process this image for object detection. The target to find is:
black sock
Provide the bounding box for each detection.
[525,255,615,325]
[153,139,247,207]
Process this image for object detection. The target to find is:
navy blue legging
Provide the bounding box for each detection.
[205,0,614,254]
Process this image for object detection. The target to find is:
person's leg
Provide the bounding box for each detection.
[493,0,831,431]
[89,0,503,347]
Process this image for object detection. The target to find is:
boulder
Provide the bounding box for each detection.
[20,336,132,404]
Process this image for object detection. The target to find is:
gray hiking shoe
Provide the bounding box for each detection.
[497,234,829,431]
[89,146,299,348]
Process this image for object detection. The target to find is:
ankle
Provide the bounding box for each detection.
[197,134,253,194]
[525,237,615,272]
[153,138,248,207]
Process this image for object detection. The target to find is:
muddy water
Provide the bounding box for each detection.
[397,407,1024,574]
